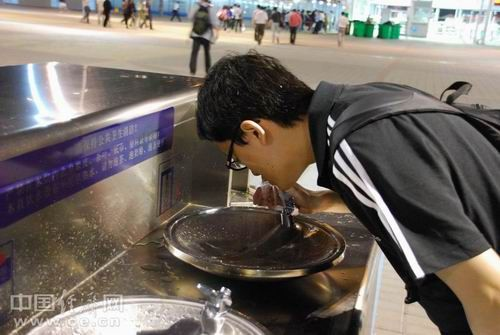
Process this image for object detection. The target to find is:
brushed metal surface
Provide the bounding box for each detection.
[10,207,375,335]
[0,65,231,334]
[230,170,250,193]
[354,244,384,335]
[0,63,203,161]
[27,296,269,335]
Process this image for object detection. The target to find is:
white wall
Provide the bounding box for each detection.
[371,0,487,10]
[370,0,411,6]
[433,0,485,10]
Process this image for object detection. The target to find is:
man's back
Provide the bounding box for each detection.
[233,7,241,19]
[338,15,349,28]
[271,11,281,23]
[346,114,498,331]
[289,12,301,27]
[308,82,500,333]
[103,0,111,12]
[191,7,211,36]
[253,9,268,24]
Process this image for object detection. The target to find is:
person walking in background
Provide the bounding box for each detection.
[300,10,305,31]
[80,0,91,24]
[171,1,182,21]
[225,6,233,30]
[216,6,225,28]
[229,5,236,30]
[103,0,112,27]
[305,11,313,31]
[189,0,219,75]
[289,9,302,45]
[252,5,268,45]
[313,10,324,34]
[59,0,68,12]
[96,0,104,25]
[270,7,281,44]
[128,0,137,28]
[139,1,147,28]
[337,12,349,47]
[145,0,153,29]
[232,4,242,32]
[219,6,230,31]
[284,10,290,29]
[121,0,128,26]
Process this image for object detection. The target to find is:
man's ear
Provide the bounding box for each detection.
[240,120,267,145]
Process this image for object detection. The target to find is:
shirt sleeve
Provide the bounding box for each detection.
[332,113,495,279]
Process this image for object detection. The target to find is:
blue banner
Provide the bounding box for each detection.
[0,108,175,228]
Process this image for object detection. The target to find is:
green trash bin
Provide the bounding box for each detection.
[391,24,401,39]
[353,21,366,37]
[364,24,375,38]
[378,23,392,39]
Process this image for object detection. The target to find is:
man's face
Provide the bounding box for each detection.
[217,141,298,190]
[216,120,307,190]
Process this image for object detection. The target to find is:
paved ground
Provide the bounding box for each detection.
[1,5,499,335]
[2,5,500,108]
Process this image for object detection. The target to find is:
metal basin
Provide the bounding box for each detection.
[164,207,346,280]
[28,296,268,335]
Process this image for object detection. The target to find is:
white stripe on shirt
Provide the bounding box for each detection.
[333,165,377,208]
[333,151,397,245]
[327,116,335,129]
[327,115,335,147]
[337,139,425,279]
[334,151,374,203]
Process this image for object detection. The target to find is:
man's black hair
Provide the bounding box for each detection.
[196,51,314,144]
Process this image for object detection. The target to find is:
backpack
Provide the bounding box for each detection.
[318,81,500,154]
[193,8,211,35]
[217,9,226,21]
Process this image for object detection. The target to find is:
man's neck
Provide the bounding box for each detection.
[282,118,316,170]
[301,117,316,166]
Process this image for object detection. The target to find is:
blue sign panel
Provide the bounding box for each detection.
[0,108,175,228]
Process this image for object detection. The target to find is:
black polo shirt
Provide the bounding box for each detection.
[308,82,500,334]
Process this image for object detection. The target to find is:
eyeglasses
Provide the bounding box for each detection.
[226,137,247,171]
